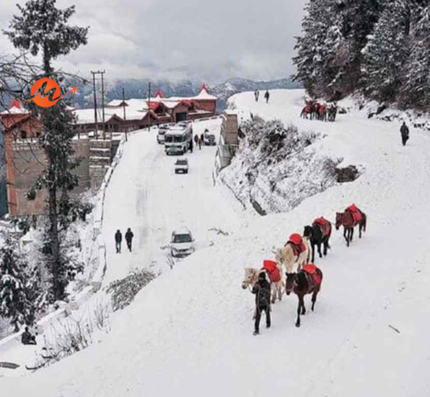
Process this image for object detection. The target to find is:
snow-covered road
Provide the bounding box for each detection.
[101,118,244,284]
[2,90,430,397]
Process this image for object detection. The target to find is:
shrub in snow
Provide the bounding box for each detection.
[106,269,156,311]
[220,117,342,214]
[0,238,36,331]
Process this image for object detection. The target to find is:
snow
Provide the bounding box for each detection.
[2,89,430,397]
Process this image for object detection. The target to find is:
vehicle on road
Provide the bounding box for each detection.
[157,124,171,144]
[203,130,216,146]
[165,123,193,155]
[170,227,195,258]
[175,158,189,174]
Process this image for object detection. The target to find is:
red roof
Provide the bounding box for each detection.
[10,98,22,109]
[200,84,209,93]
[147,102,161,110]
[155,89,165,98]
[180,100,193,107]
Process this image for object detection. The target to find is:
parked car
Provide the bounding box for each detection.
[170,227,195,258]
[157,125,170,144]
[175,158,189,174]
[203,129,216,146]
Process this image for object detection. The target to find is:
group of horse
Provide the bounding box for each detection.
[300,101,338,122]
[242,204,367,328]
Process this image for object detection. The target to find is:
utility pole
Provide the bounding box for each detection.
[91,71,98,139]
[122,87,127,141]
[147,81,151,132]
[101,71,106,139]
[91,70,106,139]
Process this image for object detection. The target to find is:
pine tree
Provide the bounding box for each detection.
[293,0,343,98]
[361,0,412,103]
[401,5,430,108]
[4,0,88,301]
[0,239,34,331]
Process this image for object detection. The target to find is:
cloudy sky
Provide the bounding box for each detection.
[1,0,306,83]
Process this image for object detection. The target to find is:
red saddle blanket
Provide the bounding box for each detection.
[313,217,331,237]
[263,260,281,283]
[346,204,362,222]
[303,264,322,286]
[287,234,306,256]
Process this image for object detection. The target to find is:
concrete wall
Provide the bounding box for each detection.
[8,138,93,216]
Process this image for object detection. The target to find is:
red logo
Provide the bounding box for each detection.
[25,77,79,108]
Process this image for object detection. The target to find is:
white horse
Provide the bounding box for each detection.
[274,236,311,274]
[242,267,284,308]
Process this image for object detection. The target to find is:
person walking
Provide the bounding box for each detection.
[400,121,409,146]
[125,228,134,252]
[252,272,271,335]
[194,134,199,147]
[115,229,122,253]
[198,136,202,150]
[264,90,270,104]
[254,89,259,102]
[201,132,205,146]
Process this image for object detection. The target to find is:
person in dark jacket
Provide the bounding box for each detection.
[21,326,36,345]
[400,122,409,146]
[125,228,134,252]
[252,272,271,335]
[264,90,270,104]
[254,89,260,102]
[115,229,122,253]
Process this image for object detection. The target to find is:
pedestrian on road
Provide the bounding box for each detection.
[115,229,122,253]
[201,132,205,145]
[254,89,259,102]
[400,121,410,146]
[264,90,270,104]
[194,134,199,146]
[125,228,134,252]
[198,136,202,149]
[252,272,271,335]
[190,137,193,153]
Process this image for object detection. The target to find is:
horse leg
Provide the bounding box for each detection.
[359,223,363,238]
[317,242,322,258]
[296,296,303,327]
[323,239,328,256]
[311,242,316,262]
[311,290,318,311]
[351,227,354,241]
[271,284,276,304]
[343,227,349,246]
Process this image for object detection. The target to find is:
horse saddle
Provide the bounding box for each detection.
[346,205,363,223]
[263,260,281,283]
[302,264,322,288]
[313,217,331,237]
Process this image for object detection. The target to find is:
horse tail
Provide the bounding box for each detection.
[363,214,367,232]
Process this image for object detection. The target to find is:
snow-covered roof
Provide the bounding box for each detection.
[0,106,29,115]
[73,107,149,124]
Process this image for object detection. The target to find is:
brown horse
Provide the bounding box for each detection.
[335,210,367,247]
[300,104,312,119]
[285,264,323,327]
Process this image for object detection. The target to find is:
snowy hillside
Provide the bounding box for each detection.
[2,89,430,397]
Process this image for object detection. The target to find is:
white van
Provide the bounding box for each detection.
[164,124,193,155]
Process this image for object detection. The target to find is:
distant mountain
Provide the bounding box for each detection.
[70,77,302,112]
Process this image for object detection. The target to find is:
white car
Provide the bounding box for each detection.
[170,228,195,258]
[203,130,216,146]
[174,158,189,174]
[157,125,170,144]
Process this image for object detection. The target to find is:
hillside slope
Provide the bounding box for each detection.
[2,90,430,397]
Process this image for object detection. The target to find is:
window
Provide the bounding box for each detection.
[20,130,27,139]
[173,234,192,243]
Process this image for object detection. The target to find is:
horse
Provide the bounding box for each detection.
[300,104,312,119]
[328,104,337,122]
[273,236,311,274]
[285,264,323,327]
[311,103,320,120]
[303,220,332,263]
[242,267,284,307]
[335,210,367,247]
[318,104,327,121]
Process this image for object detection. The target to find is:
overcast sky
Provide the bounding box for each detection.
[1,0,306,83]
